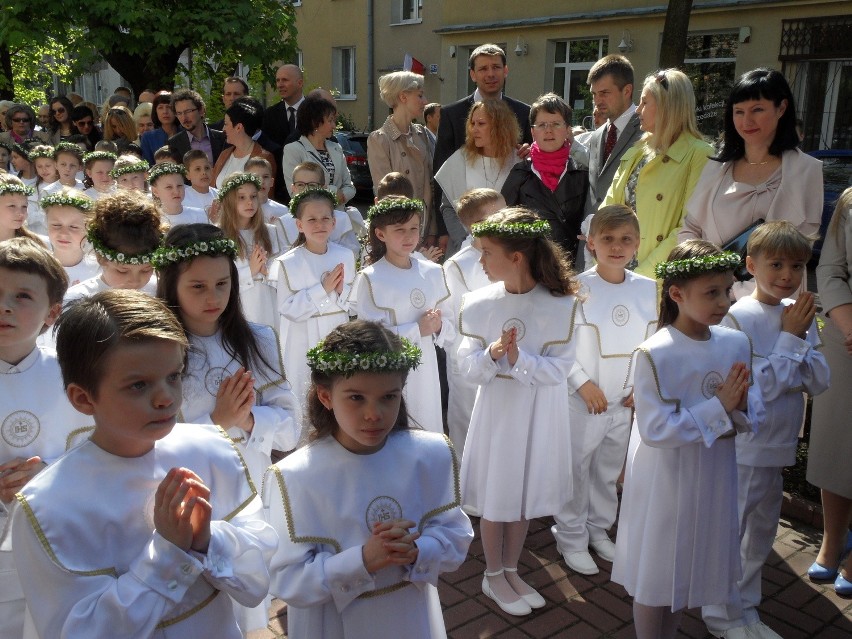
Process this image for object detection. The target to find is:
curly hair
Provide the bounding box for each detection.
[88,190,165,257]
[462,100,520,164]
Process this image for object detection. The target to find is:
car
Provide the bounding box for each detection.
[334,131,373,197]
[808,149,852,258]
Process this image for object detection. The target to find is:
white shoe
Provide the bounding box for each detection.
[503,567,546,608]
[746,622,782,639]
[481,570,532,616]
[719,627,750,639]
[563,551,599,575]
[589,538,616,562]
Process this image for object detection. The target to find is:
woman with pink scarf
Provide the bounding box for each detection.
[501,93,588,260]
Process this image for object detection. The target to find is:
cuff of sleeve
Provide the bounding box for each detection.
[132,533,203,602]
[407,536,440,585]
[693,396,735,447]
[326,546,376,611]
[507,349,534,386]
[246,410,276,455]
[730,409,754,434]
[775,331,811,362]
[307,282,335,311]
[566,363,591,393]
[192,523,233,578]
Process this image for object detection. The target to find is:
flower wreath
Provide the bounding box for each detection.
[151,238,238,268]
[86,227,158,265]
[217,172,263,200]
[471,220,550,239]
[0,181,35,197]
[289,186,338,214]
[83,151,118,166]
[111,160,150,178]
[306,338,422,376]
[654,252,742,280]
[146,162,186,185]
[366,197,425,223]
[28,146,55,162]
[54,141,84,158]
[40,191,93,211]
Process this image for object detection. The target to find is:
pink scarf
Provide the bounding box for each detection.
[529,141,570,192]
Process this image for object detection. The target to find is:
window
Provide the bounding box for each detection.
[392,0,422,24]
[682,32,738,138]
[552,38,608,125]
[333,47,356,100]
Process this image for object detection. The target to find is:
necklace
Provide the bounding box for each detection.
[481,156,506,188]
[745,158,769,166]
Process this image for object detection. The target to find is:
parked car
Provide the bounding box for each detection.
[334,131,372,197]
[808,149,852,258]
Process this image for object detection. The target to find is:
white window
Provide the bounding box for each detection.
[391,0,422,24]
[552,38,608,125]
[682,31,739,137]
[333,47,356,100]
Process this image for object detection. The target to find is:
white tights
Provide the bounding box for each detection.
[633,602,683,639]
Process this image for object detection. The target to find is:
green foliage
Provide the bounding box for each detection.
[782,440,820,502]
[336,111,362,132]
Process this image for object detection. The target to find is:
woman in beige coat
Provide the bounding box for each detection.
[367,71,435,239]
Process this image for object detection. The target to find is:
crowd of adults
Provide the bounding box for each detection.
[1,44,849,594]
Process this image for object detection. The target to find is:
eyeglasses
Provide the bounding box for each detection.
[293,181,321,189]
[530,122,567,131]
[75,119,94,128]
[655,72,669,91]
[175,107,199,118]
[52,107,66,115]
[11,117,31,123]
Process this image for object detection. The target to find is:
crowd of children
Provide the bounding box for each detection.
[0,113,839,639]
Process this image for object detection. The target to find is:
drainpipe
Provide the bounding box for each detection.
[367,0,374,132]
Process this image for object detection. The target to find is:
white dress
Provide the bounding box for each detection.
[611,325,765,611]
[441,237,490,455]
[458,283,578,521]
[234,224,286,328]
[273,210,361,258]
[263,430,473,639]
[11,423,278,639]
[353,256,454,433]
[0,348,93,638]
[269,243,355,413]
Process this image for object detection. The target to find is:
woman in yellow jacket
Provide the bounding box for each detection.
[602,69,713,277]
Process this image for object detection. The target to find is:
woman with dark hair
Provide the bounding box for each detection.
[139,91,181,164]
[211,98,277,193]
[46,96,77,144]
[70,105,102,148]
[281,96,355,205]
[680,68,822,296]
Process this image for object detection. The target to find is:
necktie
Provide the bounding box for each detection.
[287,107,296,133]
[602,123,618,164]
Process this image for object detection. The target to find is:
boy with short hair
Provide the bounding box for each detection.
[442,188,505,455]
[12,289,277,638]
[246,156,287,223]
[154,145,181,165]
[703,221,829,639]
[376,171,415,200]
[0,237,91,637]
[553,204,657,576]
[182,149,218,212]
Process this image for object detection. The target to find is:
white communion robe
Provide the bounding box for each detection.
[61,252,101,287]
[441,237,490,456]
[63,272,158,305]
[352,256,454,433]
[553,267,657,552]
[269,242,355,415]
[458,282,578,521]
[11,423,278,639]
[611,325,765,611]
[0,348,93,638]
[263,430,473,639]
[234,224,286,328]
[273,210,360,258]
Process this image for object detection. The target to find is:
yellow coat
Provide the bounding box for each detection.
[603,133,713,277]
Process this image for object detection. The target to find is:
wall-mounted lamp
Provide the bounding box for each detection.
[514,38,528,57]
[617,30,633,54]
[739,26,751,43]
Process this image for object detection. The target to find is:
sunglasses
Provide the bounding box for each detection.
[75,120,94,128]
[655,72,669,91]
[52,107,66,115]
[11,117,31,123]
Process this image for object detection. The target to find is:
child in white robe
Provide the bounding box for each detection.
[183,150,218,214]
[703,222,829,638]
[264,320,473,639]
[0,238,92,638]
[352,197,453,433]
[11,290,277,639]
[457,207,579,617]
[41,188,100,286]
[154,222,299,632]
[612,240,764,639]
[81,150,117,201]
[268,188,354,414]
[217,172,286,328]
[111,154,150,194]
[552,205,657,577]
[442,188,504,456]
[149,162,209,228]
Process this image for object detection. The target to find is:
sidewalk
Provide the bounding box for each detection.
[250,514,852,638]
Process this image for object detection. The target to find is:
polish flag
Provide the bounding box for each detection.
[403,53,425,75]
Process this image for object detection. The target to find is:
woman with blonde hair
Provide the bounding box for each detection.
[133,102,154,137]
[102,106,141,155]
[435,99,521,256]
[601,69,713,276]
[367,71,435,242]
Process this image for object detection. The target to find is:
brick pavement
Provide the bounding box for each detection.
[249,514,852,638]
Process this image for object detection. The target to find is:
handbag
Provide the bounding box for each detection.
[722,219,764,282]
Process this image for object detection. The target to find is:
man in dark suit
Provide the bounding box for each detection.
[167,89,226,166]
[584,55,642,217]
[210,77,249,130]
[432,43,533,254]
[262,64,305,147]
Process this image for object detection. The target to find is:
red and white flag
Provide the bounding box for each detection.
[403,53,425,75]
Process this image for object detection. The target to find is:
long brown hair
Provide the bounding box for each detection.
[657,239,727,330]
[218,177,272,257]
[366,197,421,265]
[462,100,520,164]
[481,207,579,297]
[307,320,411,441]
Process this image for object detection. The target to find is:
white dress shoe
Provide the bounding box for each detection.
[482,570,532,616]
[589,538,616,562]
[563,551,599,575]
[504,567,546,608]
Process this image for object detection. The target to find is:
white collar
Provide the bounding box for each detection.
[0,346,41,374]
[610,103,637,136]
[473,88,503,103]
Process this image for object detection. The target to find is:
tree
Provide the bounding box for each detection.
[659,0,694,70]
[1,0,298,100]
